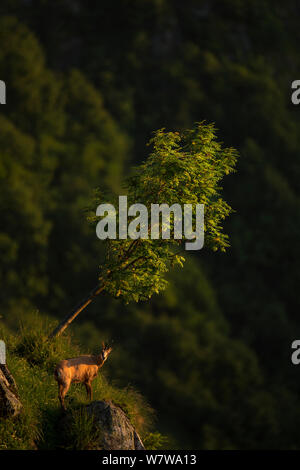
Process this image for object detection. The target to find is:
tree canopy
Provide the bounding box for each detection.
[89,123,238,304]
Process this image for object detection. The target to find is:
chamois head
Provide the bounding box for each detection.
[100,342,112,363]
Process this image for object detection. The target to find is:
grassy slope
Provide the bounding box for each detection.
[0,314,166,450]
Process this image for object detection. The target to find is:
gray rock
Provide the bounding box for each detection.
[86,400,145,450]
[0,364,22,418]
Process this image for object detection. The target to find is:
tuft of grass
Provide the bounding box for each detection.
[143,432,170,450]
[14,313,80,372]
[63,406,102,450]
[0,312,159,450]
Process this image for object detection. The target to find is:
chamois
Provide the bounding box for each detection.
[54,342,112,410]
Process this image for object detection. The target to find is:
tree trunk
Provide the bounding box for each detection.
[48,283,105,340]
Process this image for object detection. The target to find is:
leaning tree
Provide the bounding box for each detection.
[49,122,238,339]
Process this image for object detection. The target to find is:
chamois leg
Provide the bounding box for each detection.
[59,382,70,410]
[58,383,65,410]
[85,381,92,401]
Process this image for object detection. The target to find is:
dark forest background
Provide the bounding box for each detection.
[1,0,300,449]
